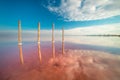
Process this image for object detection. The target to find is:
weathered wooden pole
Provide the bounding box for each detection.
[18,20,24,64]
[37,22,42,63]
[52,23,55,59]
[62,27,64,55]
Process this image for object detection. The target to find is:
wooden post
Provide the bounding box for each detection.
[37,22,42,63]
[18,20,22,44]
[52,23,55,59]
[18,20,24,64]
[62,27,64,55]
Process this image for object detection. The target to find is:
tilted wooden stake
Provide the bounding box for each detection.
[62,27,64,55]
[37,22,42,63]
[18,20,24,64]
[38,22,40,43]
[52,23,55,58]
[18,20,22,44]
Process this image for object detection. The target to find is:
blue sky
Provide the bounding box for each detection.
[0,0,120,30]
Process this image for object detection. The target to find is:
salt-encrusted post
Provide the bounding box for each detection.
[62,27,64,55]
[18,20,24,64]
[37,22,42,63]
[52,23,55,58]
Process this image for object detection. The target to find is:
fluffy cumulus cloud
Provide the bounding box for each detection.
[47,0,120,21]
[65,23,120,35]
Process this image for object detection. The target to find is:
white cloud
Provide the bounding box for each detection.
[47,0,120,21]
[65,23,120,35]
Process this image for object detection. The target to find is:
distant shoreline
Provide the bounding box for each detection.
[65,35,120,37]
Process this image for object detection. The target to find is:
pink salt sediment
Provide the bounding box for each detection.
[1,50,120,80]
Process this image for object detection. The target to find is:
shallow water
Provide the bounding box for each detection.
[0,42,120,80]
[0,36,120,80]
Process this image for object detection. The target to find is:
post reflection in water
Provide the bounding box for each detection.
[18,45,24,64]
[38,43,42,63]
